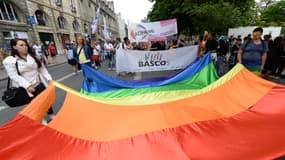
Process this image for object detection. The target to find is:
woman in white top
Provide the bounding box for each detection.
[92,40,101,69]
[3,38,55,120]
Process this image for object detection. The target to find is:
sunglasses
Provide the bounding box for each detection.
[253,32,262,36]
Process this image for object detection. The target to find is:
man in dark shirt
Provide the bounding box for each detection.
[151,41,165,51]
[238,27,269,75]
[205,33,218,54]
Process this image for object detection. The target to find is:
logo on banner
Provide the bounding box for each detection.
[130,24,154,41]
[138,52,169,67]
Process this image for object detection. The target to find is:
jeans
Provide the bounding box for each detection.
[216,55,228,76]
[106,52,115,68]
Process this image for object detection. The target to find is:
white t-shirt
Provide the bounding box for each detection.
[66,47,74,60]
[123,43,133,50]
[104,43,113,52]
[93,45,101,55]
[32,45,42,58]
[115,42,123,49]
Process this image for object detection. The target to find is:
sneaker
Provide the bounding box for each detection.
[108,68,111,70]
[112,67,116,71]
[268,75,275,78]
[274,76,280,79]
[41,119,48,125]
[47,114,56,123]
[48,114,56,120]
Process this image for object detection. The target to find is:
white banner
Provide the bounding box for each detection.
[128,18,178,42]
[116,45,199,73]
[103,16,110,39]
[91,7,100,34]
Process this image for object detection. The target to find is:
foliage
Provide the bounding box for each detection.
[258,0,285,27]
[148,0,256,35]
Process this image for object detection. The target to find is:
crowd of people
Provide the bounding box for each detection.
[68,28,284,79]
[71,29,285,79]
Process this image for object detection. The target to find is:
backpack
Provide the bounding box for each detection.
[243,39,265,53]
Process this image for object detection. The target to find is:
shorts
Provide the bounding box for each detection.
[68,59,77,65]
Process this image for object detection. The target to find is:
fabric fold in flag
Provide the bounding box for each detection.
[81,59,218,99]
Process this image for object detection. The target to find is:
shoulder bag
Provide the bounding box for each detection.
[2,62,32,107]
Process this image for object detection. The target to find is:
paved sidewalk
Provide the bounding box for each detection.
[0,54,67,81]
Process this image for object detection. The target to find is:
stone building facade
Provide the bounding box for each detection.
[0,0,30,61]
[0,0,119,64]
[117,13,127,40]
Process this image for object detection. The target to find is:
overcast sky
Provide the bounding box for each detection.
[111,0,153,23]
[112,0,263,23]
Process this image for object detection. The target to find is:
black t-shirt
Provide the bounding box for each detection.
[231,44,239,55]
[151,42,165,51]
[205,40,218,53]
[178,40,185,48]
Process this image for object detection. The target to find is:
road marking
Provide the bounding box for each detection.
[0,106,8,111]
[56,71,82,82]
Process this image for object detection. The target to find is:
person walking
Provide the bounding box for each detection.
[32,40,45,64]
[73,35,95,70]
[92,40,101,69]
[64,40,78,75]
[3,38,55,121]
[47,42,57,64]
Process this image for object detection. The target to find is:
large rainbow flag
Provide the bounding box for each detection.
[81,54,215,97]
[0,64,285,159]
[81,53,212,92]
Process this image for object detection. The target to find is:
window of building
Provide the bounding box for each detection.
[3,31,12,38]
[0,0,18,21]
[58,16,65,29]
[56,0,62,6]
[71,0,74,6]
[84,23,88,33]
[88,1,91,8]
[70,0,76,13]
[72,20,79,32]
[35,10,46,26]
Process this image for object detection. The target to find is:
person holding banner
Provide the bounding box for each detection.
[177,34,186,48]
[114,37,123,50]
[123,37,133,50]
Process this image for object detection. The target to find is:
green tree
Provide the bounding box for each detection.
[259,0,278,8]
[258,0,285,27]
[148,0,256,34]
